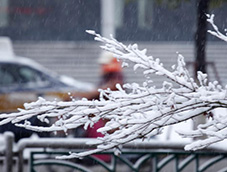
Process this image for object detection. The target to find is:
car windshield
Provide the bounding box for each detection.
[0,63,51,88]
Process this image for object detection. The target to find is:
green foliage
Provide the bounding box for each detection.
[209,0,227,8]
[125,0,136,5]
[155,0,190,8]
[155,0,227,9]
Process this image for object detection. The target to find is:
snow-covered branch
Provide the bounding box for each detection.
[177,14,227,150]
[207,14,227,42]
[0,15,227,158]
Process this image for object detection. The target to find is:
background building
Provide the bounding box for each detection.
[1,0,227,41]
[0,0,227,85]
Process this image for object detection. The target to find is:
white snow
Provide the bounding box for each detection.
[0,14,226,159]
[0,37,15,59]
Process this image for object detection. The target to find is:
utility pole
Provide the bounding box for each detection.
[194,0,210,133]
[101,0,115,38]
[195,0,210,76]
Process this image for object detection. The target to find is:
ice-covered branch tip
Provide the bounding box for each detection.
[207,14,227,42]
[0,15,226,159]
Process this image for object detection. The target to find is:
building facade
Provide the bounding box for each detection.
[0,0,226,41]
[1,0,227,87]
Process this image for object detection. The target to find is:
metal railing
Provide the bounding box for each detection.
[16,137,191,172]
[29,150,227,172]
[2,132,227,172]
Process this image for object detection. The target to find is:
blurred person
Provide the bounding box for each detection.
[72,51,124,100]
[70,51,124,162]
[85,51,124,134]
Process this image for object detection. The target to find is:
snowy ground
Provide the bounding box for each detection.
[157,107,227,151]
[156,120,193,142]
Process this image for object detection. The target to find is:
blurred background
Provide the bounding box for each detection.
[0,0,226,86]
[0,2,226,171]
[0,0,226,140]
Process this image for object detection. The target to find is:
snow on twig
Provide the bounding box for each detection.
[207,14,227,42]
[0,16,227,158]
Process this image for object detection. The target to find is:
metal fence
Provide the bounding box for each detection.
[30,150,227,172]
[2,132,227,172]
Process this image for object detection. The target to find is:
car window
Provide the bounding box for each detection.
[0,66,15,86]
[19,66,44,83]
[0,64,17,86]
[0,63,51,88]
[18,66,51,88]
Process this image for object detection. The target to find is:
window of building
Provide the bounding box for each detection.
[0,0,9,27]
[115,0,154,29]
[0,0,101,40]
[138,0,153,29]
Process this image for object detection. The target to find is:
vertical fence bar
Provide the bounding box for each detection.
[112,154,117,172]
[195,154,199,172]
[152,155,158,172]
[30,152,35,172]
[4,132,14,172]
[175,155,179,172]
[17,149,24,172]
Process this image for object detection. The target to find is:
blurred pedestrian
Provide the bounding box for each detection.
[73,51,124,100]
[71,51,124,162]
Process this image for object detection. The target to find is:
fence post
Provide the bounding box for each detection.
[17,149,24,172]
[4,132,14,172]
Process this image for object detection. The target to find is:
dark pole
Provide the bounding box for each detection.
[195,0,210,77]
[194,0,210,133]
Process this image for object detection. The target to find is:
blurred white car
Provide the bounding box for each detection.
[0,56,94,113]
[0,37,94,141]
